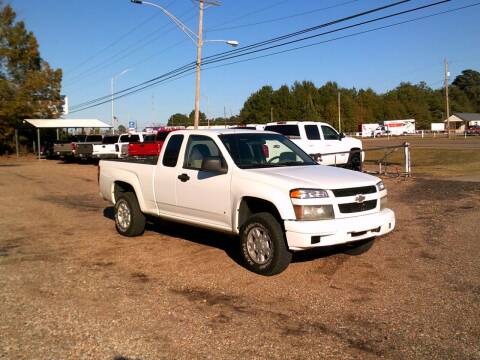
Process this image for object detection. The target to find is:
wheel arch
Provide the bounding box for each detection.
[236,196,283,233]
[111,177,146,212]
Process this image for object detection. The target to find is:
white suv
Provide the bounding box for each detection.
[264,121,363,170]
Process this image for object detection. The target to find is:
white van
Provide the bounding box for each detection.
[264,121,363,170]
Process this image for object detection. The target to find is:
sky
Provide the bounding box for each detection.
[7,0,480,129]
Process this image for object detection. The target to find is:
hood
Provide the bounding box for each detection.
[343,136,362,148]
[246,165,378,190]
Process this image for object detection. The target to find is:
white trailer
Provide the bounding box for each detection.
[431,123,445,132]
[361,123,380,137]
[384,119,415,135]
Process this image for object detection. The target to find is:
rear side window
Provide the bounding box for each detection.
[143,134,155,142]
[156,131,170,141]
[264,125,300,138]
[102,136,119,144]
[305,125,321,140]
[162,135,184,167]
[86,135,103,142]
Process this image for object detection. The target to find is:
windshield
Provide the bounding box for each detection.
[219,133,316,169]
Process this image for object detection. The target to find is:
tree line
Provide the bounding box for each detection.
[168,69,480,131]
[0,2,63,153]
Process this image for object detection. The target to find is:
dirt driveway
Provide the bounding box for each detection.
[0,158,479,359]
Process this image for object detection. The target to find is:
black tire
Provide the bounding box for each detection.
[114,192,146,237]
[348,150,362,172]
[239,212,292,276]
[344,238,375,255]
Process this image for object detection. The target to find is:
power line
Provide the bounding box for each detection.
[205,0,291,31]
[201,0,412,62]
[202,0,450,66]
[70,0,465,114]
[70,0,410,110]
[63,8,196,87]
[207,0,359,32]
[202,3,480,74]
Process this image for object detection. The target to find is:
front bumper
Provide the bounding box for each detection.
[284,208,395,250]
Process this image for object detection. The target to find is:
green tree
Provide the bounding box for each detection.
[167,113,189,126]
[239,85,274,123]
[0,2,62,152]
[188,110,206,126]
[452,69,480,111]
[118,124,127,133]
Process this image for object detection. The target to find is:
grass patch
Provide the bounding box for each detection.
[364,148,480,178]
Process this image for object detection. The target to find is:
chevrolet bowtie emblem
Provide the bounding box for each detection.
[355,194,366,203]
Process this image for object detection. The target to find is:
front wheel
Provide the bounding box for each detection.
[347,150,362,171]
[114,192,146,237]
[240,213,292,276]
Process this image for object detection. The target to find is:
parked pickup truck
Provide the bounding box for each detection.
[127,129,178,157]
[264,121,363,171]
[54,135,87,160]
[117,133,146,158]
[99,129,395,275]
[75,135,103,160]
[92,135,120,160]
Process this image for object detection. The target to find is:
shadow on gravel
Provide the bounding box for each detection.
[103,207,355,268]
[0,164,20,167]
[103,206,244,266]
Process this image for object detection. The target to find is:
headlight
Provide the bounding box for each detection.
[293,205,335,220]
[376,181,385,191]
[290,188,329,199]
[380,196,388,210]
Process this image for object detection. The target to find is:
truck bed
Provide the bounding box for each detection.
[103,156,159,166]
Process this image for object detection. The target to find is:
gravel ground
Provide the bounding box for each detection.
[0,157,479,359]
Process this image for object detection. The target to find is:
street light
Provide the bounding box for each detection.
[111,68,131,133]
[130,0,238,129]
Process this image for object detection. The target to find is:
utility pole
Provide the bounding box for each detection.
[193,0,204,129]
[444,58,450,137]
[270,107,274,122]
[224,105,227,128]
[337,91,341,132]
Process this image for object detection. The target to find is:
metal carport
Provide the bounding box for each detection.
[23,119,112,159]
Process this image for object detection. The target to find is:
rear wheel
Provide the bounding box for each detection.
[114,192,146,237]
[344,238,375,255]
[240,212,292,276]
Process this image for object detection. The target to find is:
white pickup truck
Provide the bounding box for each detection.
[264,121,363,170]
[92,133,152,159]
[99,129,395,275]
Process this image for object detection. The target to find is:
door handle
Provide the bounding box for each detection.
[177,173,190,182]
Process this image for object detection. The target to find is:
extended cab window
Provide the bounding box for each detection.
[264,125,300,139]
[321,125,340,140]
[184,135,223,170]
[305,125,321,140]
[162,135,184,167]
[85,135,103,142]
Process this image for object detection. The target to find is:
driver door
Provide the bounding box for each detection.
[175,135,232,230]
[320,125,347,165]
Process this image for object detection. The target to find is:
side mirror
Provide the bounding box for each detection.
[201,156,227,174]
[339,132,345,140]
